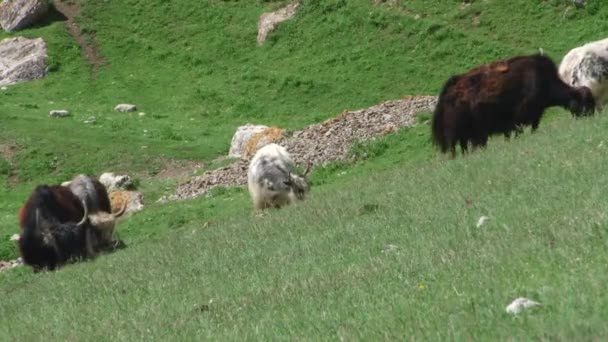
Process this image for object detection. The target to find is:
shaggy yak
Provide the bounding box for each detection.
[247,143,311,212]
[17,181,126,271]
[432,53,596,156]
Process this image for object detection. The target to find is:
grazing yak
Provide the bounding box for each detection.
[247,143,311,212]
[17,179,126,271]
[559,37,608,110]
[432,53,596,156]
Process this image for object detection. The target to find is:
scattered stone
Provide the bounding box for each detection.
[10,234,19,241]
[0,36,48,86]
[0,257,23,273]
[1,86,7,91]
[228,124,269,158]
[114,103,137,112]
[83,116,96,124]
[49,109,70,117]
[138,112,146,117]
[109,190,144,215]
[573,0,585,8]
[99,172,135,191]
[0,0,49,32]
[164,96,437,201]
[476,215,489,228]
[506,297,541,314]
[257,1,300,45]
[382,244,398,253]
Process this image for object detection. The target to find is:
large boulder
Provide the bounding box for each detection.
[0,0,49,32]
[257,1,300,45]
[229,124,268,158]
[0,36,47,86]
[229,124,285,159]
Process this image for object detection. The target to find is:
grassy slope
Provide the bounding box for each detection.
[3,112,608,340]
[1,0,608,338]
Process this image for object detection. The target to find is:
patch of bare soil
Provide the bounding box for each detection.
[0,142,21,185]
[161,95,437,202]
[53,0,106,76]
[153,158,205,180]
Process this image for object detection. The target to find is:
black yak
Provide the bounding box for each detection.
[17,184,125,271]
[432,53,596,156]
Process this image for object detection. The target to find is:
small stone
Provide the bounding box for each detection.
[49,110,70,117]
[114,103,137,112]
[506,297,541,314]
[476,216,489,228]
[83,116,96,124]
[10,234,20,241]
[138,112,146,116]
[1,86,7,91]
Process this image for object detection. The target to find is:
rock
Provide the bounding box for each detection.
[99,172,134,191]
[0,36,48,86]
[228,124,268,158]
[1,86,7,90]
[573,0,585,8]
[10,233,19,241]
[0,257,23,273]
[243,126,285,159]
[109,190,144,215]
[506,297,541,314]
[83,116,96,124]
[114,104,137,112]
[476,215,489,228]
[49,109,70,117]
[0,0,49,32]
[257,1,300,45]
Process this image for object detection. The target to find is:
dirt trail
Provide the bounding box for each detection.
[53,0,106,76]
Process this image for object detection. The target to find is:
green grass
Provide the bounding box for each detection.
[3,111,608,339]
[2,0,608,339]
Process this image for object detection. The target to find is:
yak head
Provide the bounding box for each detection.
[569,86,596,117]
[287,162,312,201]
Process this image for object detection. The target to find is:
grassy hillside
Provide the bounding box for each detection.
[1,0,608,338]
[3,111,608,340]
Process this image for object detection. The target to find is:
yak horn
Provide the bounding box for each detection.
[112,199,128,218]
[303,161,313,177]
[77,200,88,227]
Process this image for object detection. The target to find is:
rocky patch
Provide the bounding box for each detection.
[163,95,437,201]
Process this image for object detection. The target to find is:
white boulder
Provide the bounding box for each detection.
[0,36,47,86]
[257,1,300,45]
[0,0,49,32]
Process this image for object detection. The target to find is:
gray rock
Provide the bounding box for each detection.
[49,109,70,117]
[257,1,300,45]
[228,124,269,158]
[0,0,49,32]
[114,103,137,112]
[0,36,47,86]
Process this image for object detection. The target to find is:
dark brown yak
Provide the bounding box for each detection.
[432,53,596,156]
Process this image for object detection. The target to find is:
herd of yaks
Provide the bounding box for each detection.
[10,37,608,272]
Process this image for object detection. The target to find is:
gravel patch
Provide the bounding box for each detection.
[161,95,437,202]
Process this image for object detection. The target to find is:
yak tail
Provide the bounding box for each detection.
[432,75,459,153]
